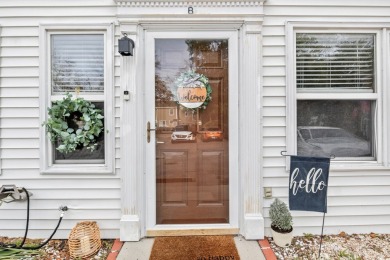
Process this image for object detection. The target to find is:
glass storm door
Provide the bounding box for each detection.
[150,37,230,225]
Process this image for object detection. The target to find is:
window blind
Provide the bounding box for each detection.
[51,34,104,93]
[296,34,375,90]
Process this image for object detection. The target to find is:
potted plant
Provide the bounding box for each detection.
[269,198,293,247]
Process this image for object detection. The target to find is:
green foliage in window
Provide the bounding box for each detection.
[43,93,104,154]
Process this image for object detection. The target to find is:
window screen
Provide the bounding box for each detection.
[297,100,374,158]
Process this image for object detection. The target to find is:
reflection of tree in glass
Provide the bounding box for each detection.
[185,40,228,68]
[155,60,174,103]
[155,74,174,103]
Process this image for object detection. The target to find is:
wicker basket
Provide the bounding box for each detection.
[68,221,101,259]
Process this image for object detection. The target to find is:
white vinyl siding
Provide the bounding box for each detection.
[262,0,390,237]
[0,1,119,239]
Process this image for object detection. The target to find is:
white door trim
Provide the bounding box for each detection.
[119,17,264,241]
[144,30,239,232]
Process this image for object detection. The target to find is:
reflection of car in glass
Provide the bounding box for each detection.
[171,131,194,141]
[201,128,223,141]
[171,125,194,141]
[297,126,371,157]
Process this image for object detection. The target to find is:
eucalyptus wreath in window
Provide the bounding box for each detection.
[175,70,212,110]
[43,93,104,153]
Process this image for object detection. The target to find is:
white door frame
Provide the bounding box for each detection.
[145,30,239,234]
[119,16,265,241]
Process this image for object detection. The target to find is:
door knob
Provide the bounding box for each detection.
[147,121,156,143]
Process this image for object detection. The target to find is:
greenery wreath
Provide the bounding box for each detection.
[175,70,212,110]
[43,93,104,154]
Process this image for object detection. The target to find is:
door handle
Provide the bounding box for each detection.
[147,121,156,143]
[157,141,165,144]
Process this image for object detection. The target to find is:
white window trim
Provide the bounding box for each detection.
[159,120,166,127]
[0,24,2,175]
[387,29,390,168]
[39,23,114,174]
[286,22,389,171]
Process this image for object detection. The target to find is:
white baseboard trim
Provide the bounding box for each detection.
[120,215,141,241]
[243,213,264,240]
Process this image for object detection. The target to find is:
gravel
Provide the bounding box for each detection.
[268,232,390,260]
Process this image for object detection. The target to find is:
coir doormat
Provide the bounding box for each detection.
[149,235,240,260]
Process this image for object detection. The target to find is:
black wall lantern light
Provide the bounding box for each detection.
[118,33,135,56]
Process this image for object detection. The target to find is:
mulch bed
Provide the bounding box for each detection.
[268,232,390,260]
[0,237,114,260]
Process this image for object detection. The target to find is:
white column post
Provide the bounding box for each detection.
[240,19,265,240]
[119,22,144,241]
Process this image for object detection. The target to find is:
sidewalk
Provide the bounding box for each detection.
[115,236,266,260]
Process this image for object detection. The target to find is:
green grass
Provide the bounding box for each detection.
[337,249,363,260]
[303,233,314,239]
[0,247,41,260]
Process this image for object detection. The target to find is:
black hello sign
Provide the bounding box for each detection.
[289,156,330,213]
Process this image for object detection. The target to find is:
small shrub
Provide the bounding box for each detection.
[269,198,293,233]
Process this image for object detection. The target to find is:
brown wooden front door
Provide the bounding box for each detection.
[155,39,229,224]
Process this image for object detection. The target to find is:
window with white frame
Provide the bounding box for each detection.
[159,120,167,127]
[295,32,377,160]
[40,25,113,173]
[51,34,105,163]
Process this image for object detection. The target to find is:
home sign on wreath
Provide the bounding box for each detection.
[175,70,212,110]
